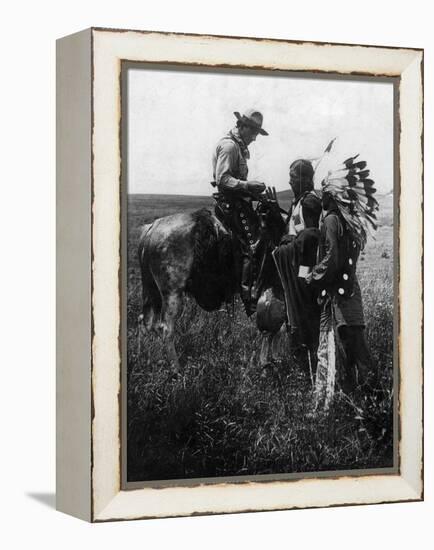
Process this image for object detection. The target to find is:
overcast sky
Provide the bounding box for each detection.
[126,66,394,196]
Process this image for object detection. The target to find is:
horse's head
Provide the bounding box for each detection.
[256,194,287,247]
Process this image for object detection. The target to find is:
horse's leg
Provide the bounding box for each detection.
[139,268,162,333]
[257,287,285,367]
[151,244,193,370]
[259,332,273,367]
[138,232,162,334]
[158,289,182,370]
[136,253,163,368]
[270,325,285,361]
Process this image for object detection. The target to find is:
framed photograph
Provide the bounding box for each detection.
[56,27,423,522]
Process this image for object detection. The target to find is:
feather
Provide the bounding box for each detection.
[347,188,358,201]
[327,168,350,179]
[357,169,370,179]
[351,192,369,205]
[320,148,379,249]
[327,177,350,187]
[313,137,339,190]
[352,186,377,196]
[316,140,379,248]
[363,178,375,187]
[343,154,360,167]
[324,138,337,153]
[367,198,379,212]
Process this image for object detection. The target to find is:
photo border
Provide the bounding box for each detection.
[120,61,400,490]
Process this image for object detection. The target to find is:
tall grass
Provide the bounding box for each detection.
[126,194,395,482]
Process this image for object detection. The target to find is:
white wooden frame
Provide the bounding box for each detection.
[56,27,423,522]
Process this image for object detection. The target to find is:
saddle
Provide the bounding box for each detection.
[212,191,279,315]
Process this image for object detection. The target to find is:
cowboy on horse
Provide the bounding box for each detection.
[211,109,274,316]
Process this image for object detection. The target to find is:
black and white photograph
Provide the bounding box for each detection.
[123,64,396,484]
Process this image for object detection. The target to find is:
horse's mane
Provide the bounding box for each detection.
[191,209,221,265]
[188,208,236,311]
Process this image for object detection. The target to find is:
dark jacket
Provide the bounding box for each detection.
[311,210,365,327]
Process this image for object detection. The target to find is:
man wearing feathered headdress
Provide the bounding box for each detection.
[306,150,379,410]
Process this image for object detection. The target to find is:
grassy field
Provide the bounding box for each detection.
[126,193,394,482]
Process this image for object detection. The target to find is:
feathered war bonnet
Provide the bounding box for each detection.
[313,139,379,250]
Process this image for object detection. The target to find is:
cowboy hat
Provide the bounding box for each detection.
[234,109,269,135]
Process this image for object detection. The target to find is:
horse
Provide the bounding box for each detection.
[137,203,288,369]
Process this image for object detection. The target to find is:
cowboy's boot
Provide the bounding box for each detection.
[240,256,256,316]
[249,237,267,306]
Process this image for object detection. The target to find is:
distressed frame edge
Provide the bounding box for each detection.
[90,28,423,522]
[95,479,422,523]
[396,51,424,500]
[90,25,424,54]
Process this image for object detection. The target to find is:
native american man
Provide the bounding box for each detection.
[285,159,322,238]
[272,159,322,375]
[306,154,378,410]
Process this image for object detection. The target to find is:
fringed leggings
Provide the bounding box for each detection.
[314,298,372,411]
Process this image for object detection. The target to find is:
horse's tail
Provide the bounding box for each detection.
[138,222,161,331]
[138,222,153,260]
